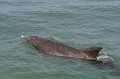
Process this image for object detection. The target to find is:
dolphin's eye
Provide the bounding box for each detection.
[28,37,31,40]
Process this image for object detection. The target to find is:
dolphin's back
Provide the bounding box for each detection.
[34,37,85,58]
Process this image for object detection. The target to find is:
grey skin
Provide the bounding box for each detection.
[22,35,103,61]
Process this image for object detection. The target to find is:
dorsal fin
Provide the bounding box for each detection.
[81,46,103,59]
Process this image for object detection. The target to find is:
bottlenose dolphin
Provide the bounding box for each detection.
[21,35,103,61]
[21,35,120,76]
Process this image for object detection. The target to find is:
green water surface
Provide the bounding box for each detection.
[0,0,120,79]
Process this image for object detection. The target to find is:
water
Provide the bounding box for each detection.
[0,0,120,79]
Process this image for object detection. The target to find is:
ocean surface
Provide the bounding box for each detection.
[0,0,120,79]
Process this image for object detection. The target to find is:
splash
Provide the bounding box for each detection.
[97,54,114,62]
[21,35,25,39]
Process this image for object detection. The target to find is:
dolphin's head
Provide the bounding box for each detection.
[21,35,38,45]
[26,36,38,45]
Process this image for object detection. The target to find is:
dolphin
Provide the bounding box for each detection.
[21,35,120,76]
[21,35,103,61]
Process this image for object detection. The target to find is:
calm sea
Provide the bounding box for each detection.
[0,0,120,79]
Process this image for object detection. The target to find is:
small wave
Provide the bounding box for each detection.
[97,54,114,62]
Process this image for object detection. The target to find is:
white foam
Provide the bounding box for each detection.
[97,55,113,61]
[21,35,25,39]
